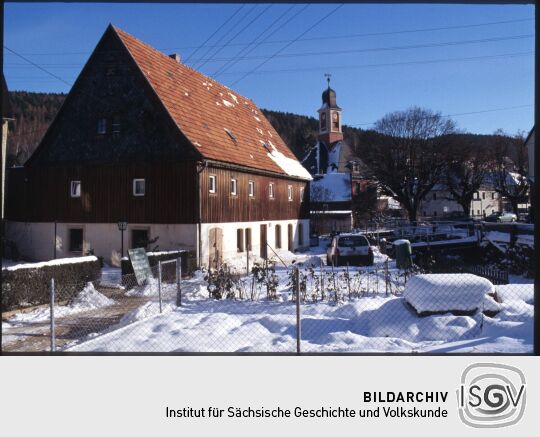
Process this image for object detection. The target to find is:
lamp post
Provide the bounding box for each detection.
[117,221,128,258]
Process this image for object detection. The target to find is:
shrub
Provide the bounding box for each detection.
[2,256,101,312]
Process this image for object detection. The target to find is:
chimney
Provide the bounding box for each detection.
[169,53,181,63]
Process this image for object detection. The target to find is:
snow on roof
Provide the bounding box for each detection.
[403,273,494,313]
[310,172,351,201]
[267,147,312,180]
[327,141,341,171]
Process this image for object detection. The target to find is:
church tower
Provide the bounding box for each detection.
[317,74,343,147]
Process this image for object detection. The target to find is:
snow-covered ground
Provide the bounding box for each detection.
[65,245,533,354]
[5,283,115,326]
[2,241,533,353]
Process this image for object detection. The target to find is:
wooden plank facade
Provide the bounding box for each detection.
[201,165,309,223]
[7,162,197,224]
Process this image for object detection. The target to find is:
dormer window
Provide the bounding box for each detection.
[225,128,237,144]
[97,118,107,134]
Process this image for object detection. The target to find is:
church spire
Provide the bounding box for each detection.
[317,74,343,146]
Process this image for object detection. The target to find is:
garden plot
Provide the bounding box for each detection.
[67,253,533,353]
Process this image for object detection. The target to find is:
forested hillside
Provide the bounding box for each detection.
[6,91,66,166]
[6,91,515,166]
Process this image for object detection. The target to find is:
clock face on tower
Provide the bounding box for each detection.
[332,112,338,120]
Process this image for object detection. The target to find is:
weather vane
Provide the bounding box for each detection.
[324,73,332,87]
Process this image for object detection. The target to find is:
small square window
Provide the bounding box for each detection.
[133,179,145,196]
[231,178,237,196]
[69,228,83,252]
[70,180,81,198]
[268,183,274,198]
[248,180,254,197]
[209,175,216,193]
[97,118,107,134]
[287,185,293,201]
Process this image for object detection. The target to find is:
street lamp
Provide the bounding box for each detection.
[117,221,128,258]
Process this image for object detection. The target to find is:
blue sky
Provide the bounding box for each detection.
[3,2,535,135]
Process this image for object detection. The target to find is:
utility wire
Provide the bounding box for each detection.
[232,4,345,85]
[196,33,534,64]
[5,17,533,56]
[217,51,534,76]
[183,4,246,64]
[212,4,297,77]
[192,4,261,70]
[347,104,534,128]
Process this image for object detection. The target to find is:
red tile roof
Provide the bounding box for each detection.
[113,26,309,179]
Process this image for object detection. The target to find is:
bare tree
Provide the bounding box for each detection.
[489,129,529,215]
[364,107,456,222]
[444,139,489,217]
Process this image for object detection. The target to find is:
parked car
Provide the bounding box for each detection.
[326,234,374,266]
[483,211,517,223]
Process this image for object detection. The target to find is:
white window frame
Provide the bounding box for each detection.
[70,180,81,198]
[248,180,254,197]
[287,185,293,201]
[133,178,145,196]
[97,118,107,134]
[299,187,304,202]
[209,175,216,193]
[231,178,238,196]
[268,183,275,199]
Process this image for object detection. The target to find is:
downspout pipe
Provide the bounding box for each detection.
[196,160,207,268]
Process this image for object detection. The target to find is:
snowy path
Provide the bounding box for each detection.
[2,288,153,352]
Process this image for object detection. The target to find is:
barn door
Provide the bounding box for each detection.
[209,227,223,269]
[288,224,293,251]
[260,224,267,259]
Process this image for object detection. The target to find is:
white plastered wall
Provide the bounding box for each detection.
[200,219,310,268]
[4,221,197,266]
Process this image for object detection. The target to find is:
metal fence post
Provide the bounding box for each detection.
[176,257,182,307]
[50,278,56,352]
[158,260,163,314]
[295,267,301,355]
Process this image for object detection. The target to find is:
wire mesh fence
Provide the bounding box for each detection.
[1,258,534,354]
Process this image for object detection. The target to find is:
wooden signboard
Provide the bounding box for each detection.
[128,248,152,286]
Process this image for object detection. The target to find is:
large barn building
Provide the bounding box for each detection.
[5,25,312,267]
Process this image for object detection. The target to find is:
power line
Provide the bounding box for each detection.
[194,33,534,64]
[183,4,246,64]
[192,4,261,70]
[212,4,298,77]
[347,104,534,128]
[4,17,533,56]
[4,46,74,87]
[217,51,534,76]
[232,4,345,86]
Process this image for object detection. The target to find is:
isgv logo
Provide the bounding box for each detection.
[457,363,526,428]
